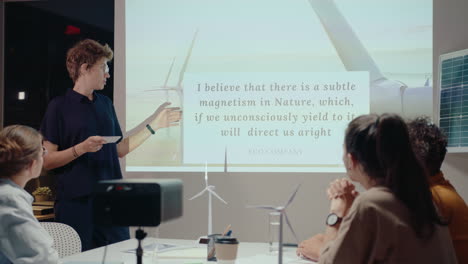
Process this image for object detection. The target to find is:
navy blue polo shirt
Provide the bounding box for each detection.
[41,89,123,199]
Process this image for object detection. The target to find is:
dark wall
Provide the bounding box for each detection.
[0,1,4,129]
[4,0,114,129]
[4,0,114,193]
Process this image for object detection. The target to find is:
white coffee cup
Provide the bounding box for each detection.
[215,236,239,264]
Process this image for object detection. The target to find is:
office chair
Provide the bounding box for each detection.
[40,222,82,258]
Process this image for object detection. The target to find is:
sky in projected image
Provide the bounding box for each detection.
[124,0,432,172]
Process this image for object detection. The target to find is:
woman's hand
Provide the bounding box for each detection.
[327,178,359,217]
[76,136,106,154]
[326,178,358,199]
[150,102,182,130]
[296,233,325,261]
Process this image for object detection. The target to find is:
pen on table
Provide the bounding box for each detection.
[221,224,231,236]
[282,243,298,247]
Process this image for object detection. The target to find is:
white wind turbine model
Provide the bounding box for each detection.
[189,162,228,235]
[247,184,301,264]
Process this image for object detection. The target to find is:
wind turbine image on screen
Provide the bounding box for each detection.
[145,30,198,163]
[308,0,432,118]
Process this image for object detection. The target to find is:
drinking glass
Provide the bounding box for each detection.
[268,212,281,254]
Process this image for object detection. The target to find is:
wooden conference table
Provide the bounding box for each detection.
[61,238,316,264]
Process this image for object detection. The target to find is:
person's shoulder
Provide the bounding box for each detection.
[95,92,112,102]
[352,187,399,213]
[0,182,26,207]
[46,95,67,110]
[95,93,114,107]
[432,184,461,199]
[349,187,408,225]
[432,185,467,210]
[356,187,395,204]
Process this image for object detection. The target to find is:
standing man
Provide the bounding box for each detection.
[41,39,181,250]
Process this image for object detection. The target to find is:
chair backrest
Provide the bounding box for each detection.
[40,222,82,258]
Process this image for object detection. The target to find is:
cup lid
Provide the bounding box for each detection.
[215,236,239,244]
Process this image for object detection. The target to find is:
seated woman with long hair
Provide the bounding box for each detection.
[0,125,58,264]
[297,114,457,263]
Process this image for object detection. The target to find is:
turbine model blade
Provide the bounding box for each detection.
[285,184,301,208]
[208,189,228,204]
[278,212,284,264]
[246,205,277,210]
[144,86,179,92]
[424,74,431,87]
[307,0,384,82]
[177,29,198,88]
[188,188,208,200]
[163,57,176,88]
[205,161,208,187]
[284,213,299,244]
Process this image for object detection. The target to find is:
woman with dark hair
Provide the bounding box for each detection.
[0,125,59,264]
[297,114,456,263]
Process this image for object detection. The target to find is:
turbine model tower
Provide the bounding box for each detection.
[189,162,227,235]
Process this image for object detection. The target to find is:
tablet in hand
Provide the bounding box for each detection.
[102,136,121,144]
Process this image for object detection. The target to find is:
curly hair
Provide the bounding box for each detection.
[66,39,113,83]
[407,116,448,176]
[0,125,43,178]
